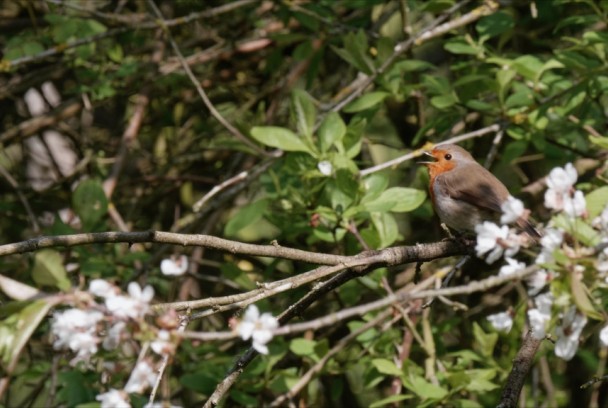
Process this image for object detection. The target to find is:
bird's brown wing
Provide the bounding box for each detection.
[437,164,509,214]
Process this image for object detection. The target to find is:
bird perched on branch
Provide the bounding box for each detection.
[421,143,540,238]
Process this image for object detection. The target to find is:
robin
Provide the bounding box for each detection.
[421,143,539,237]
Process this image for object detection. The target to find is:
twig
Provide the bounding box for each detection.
[149,315,189,406]
[484,128,505,169]
[5,0,258,70]
[0,162,40,233]
[0,101,82,144]
[0,230,353,264]
[202,263,538,406]
[422,254,470,308]
[497,330,543,408]
[324,0,494,115]
[269,310,392,407]
[102,92,149,199]
[359,124,501,176]
[3,28,131,70]
[169,240,474,314]
[192,158,280,213]
[147,0,270,156]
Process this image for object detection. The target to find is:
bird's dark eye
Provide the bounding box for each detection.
[444,153,452,160]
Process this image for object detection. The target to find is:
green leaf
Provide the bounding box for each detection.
[430,94,458,109]
[291,89,316,139]
[32,250,70,291]
[4,39,44,60]
[444,38,479,55]
[0,299,56,374]
[318,112,346,152]
[465,99,496,113]
[372,212,398,248]
[476,11,514,38]
[363,187,426,213]
[403,375,448,400]
[552,214,600,247]
[590,135,608,149]
[392,59,434,72]
[343,92,390,113]
[72,179,108,230]
[472,322,497,358]
[230,390,258,406]
[586,186,608,219]
[505,88,534,109]
[341,30,375,74]
[344,117,366,158]
[370,395,412,408]
[180,371,222,394]
[513,55,543,81]
[225,199,269,236]
[251,126,312,153]
[497,69,516,98]
[372,358,403,376]
[466,369,499,392]
[289,338,317,356]
[58,370,96,407]
[536,58,565,82]
[362,174,389,202]
[570,273,602,320]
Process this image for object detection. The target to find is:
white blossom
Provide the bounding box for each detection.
[89,279,117,298]
[124,361,157,394]
[528,293,553,340]
[546,163,577,193]
[151,330,175,355]
[592,205,608,231]
[526,269,552,296]
[535,228,564,265]
[236,305,279,354]
[475,222,520,264]
[317,161,333,176]
[544,163,586,217]
[598,246,608,278]
[96,389,130,408]
[600,325,608,347]
[563,190,587,218]
[52,308,104,362]
[487,311,513,333]
[554,307,587,361]
[103,321,127,350]
[499,257,526,277]
[160,255,189,276]
[105,282,154,320]
[500,196,525,224]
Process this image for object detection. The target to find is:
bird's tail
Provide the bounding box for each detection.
[517,217,542,241]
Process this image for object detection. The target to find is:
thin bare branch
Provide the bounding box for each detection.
[147,0,269,156]
[359,123,501,176]
[0,101,82,144]
[0,231,350,265]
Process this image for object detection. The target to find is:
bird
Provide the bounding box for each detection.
[420,143,540,238]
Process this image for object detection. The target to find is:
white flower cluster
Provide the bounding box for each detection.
[50,279,174,408]
[544,163,586,217]
[52,280,154,365]
[482,163,608,361]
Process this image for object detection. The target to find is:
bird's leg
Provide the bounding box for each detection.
[440,223,456,240]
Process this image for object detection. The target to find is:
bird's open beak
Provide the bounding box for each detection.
[417,151,436,166]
